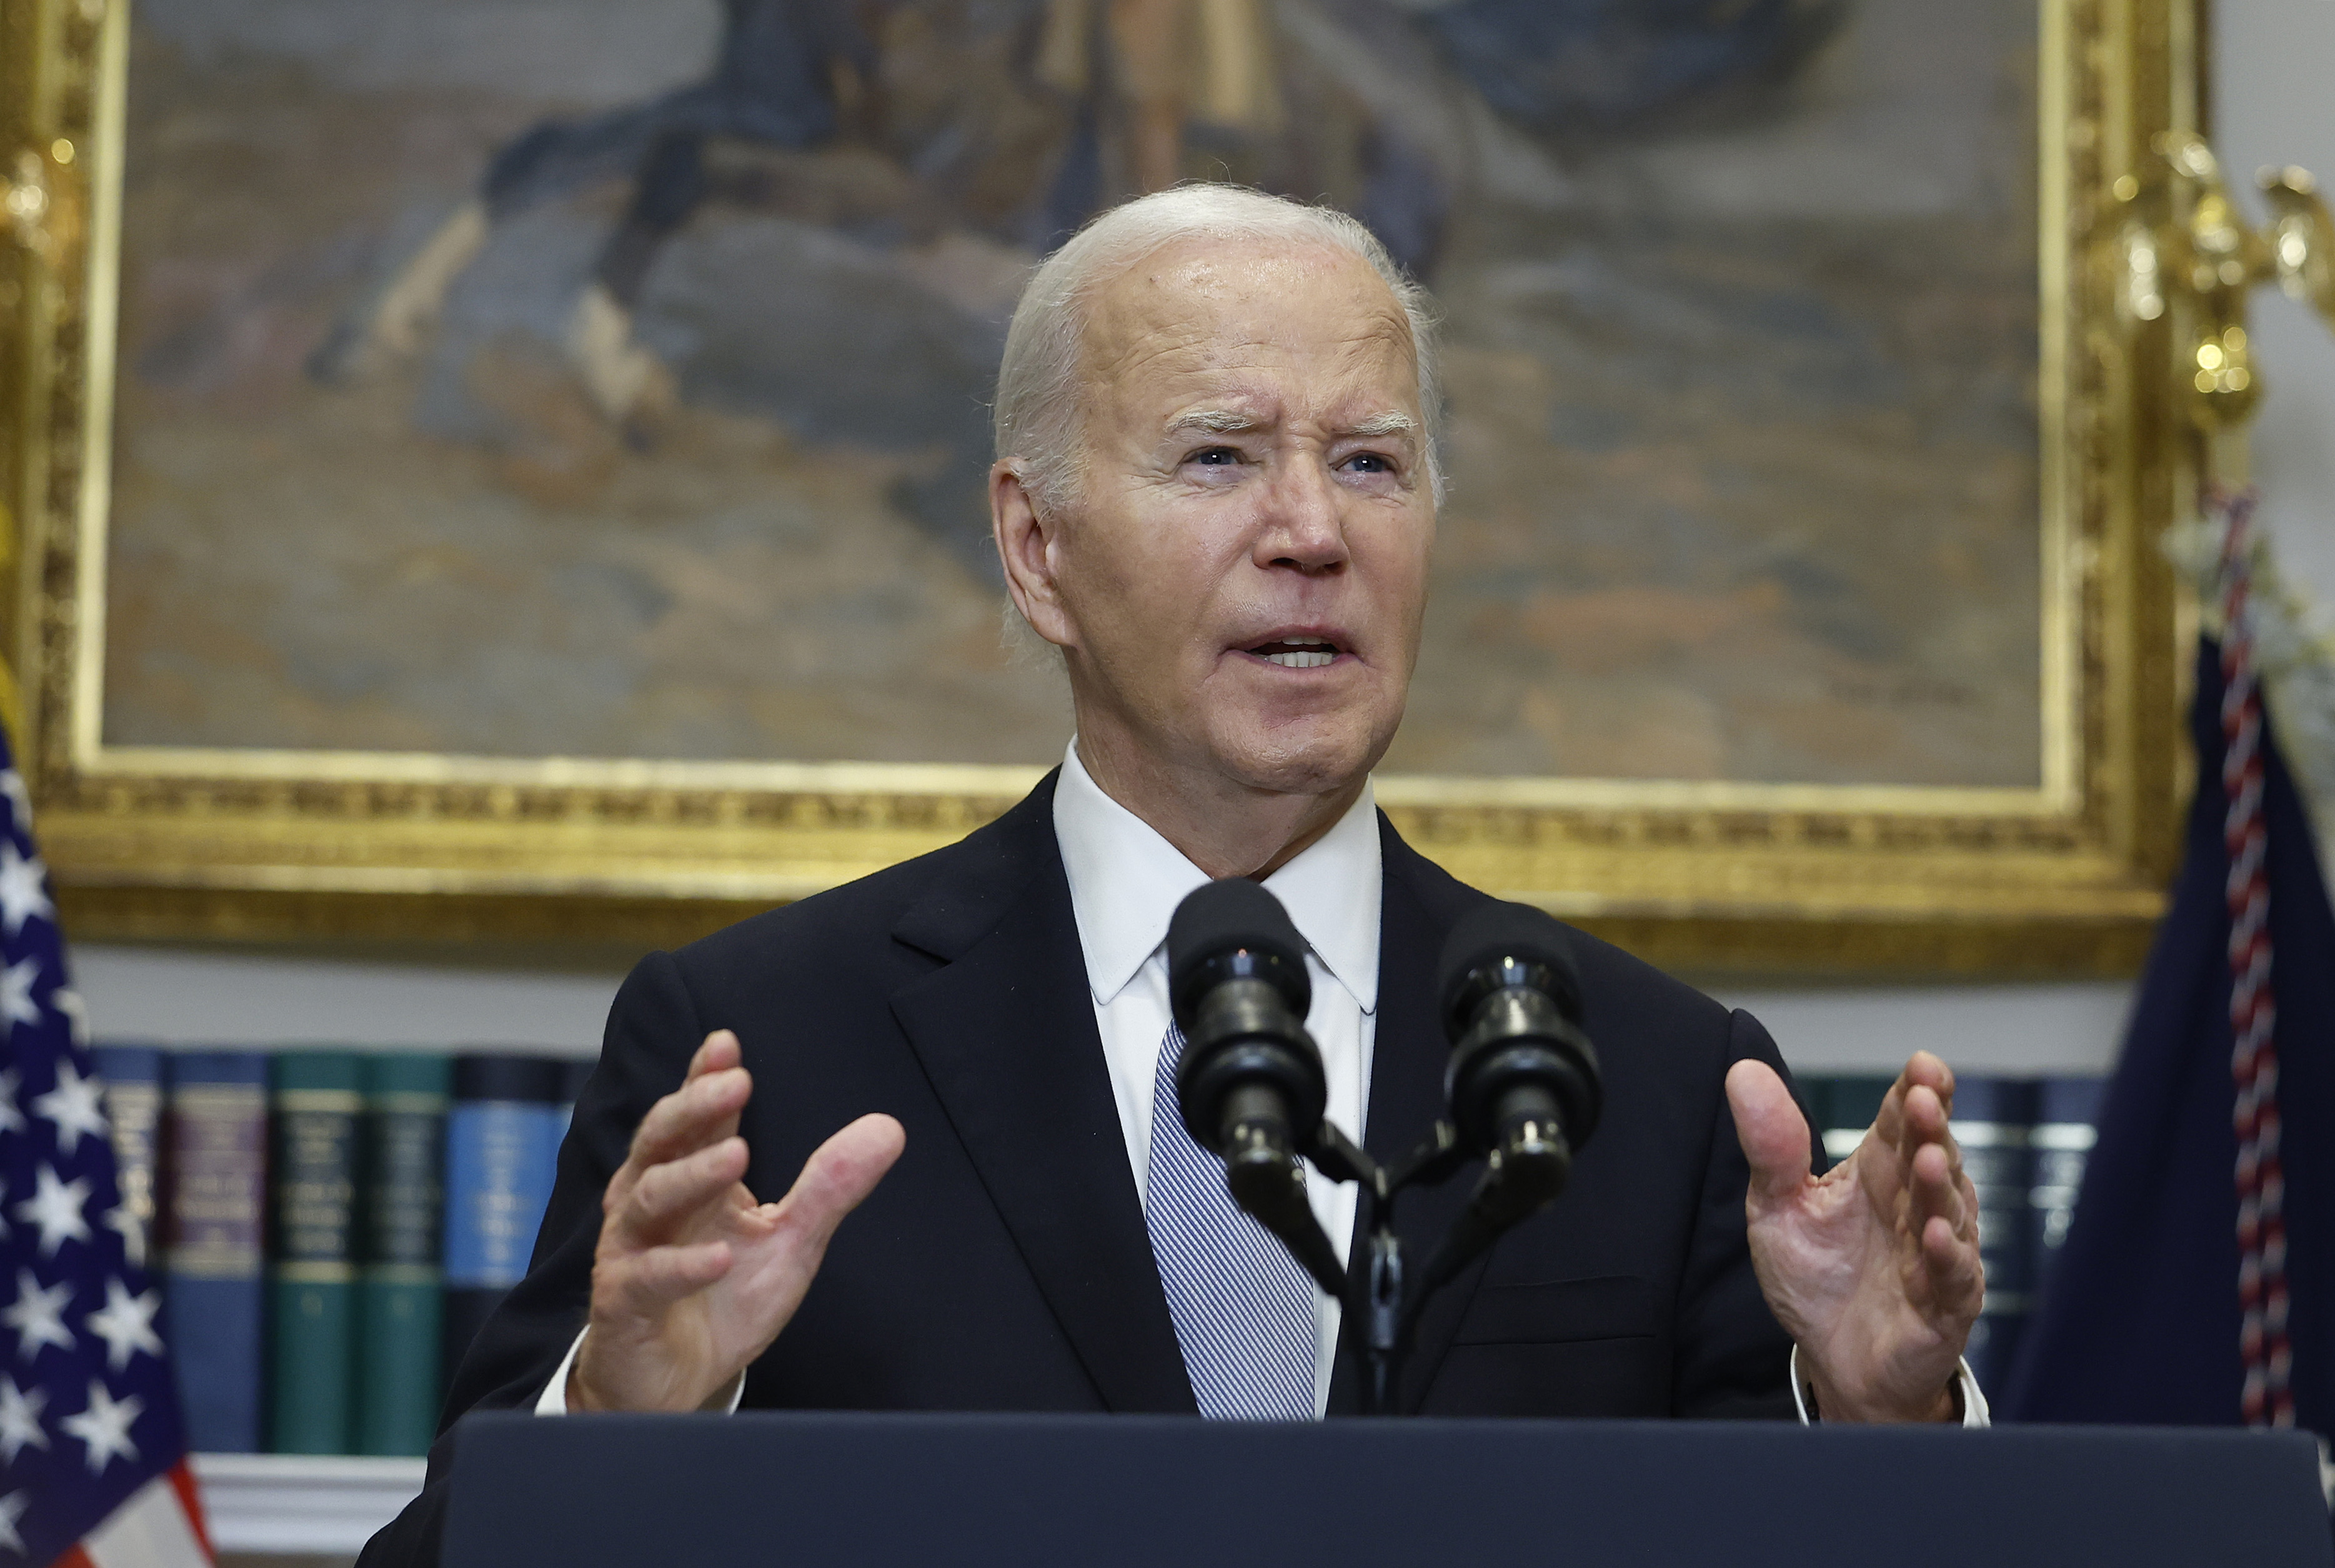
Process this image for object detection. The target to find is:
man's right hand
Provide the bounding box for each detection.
[569,1029,906,1412]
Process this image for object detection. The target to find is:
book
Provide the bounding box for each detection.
[356,1053,451,1456]
[1948,1076,2037,1399]
[163,1050,270,1453]
[2029,1075,2108,1295]
[441,1054,567,1389]
[269,1050,365,1454]
[91,1045,166,1274]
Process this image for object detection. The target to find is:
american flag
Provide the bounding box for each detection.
[0,744,210,1567]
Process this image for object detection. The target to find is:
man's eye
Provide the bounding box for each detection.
[1190,447,1239,467]
[1343,452,1393,474]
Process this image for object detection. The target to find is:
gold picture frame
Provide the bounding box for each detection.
[0,0,2202,975]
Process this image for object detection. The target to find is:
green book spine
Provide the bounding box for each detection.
[269,1051,364,1454]
[357,1054,451,1456]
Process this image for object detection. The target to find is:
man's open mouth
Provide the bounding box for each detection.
[1245,634,1343,669]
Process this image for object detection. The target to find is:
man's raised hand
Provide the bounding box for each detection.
[569,1029,905,1412]
[1726,1050,1983,1422]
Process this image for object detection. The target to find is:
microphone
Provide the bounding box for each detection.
[1166,878,1343,1297]
[1409,903,1603,1301]
[1168,877,1325,1155]
[1438,901,1601,1178]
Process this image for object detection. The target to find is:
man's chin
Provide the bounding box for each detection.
[1206,717,1393,800]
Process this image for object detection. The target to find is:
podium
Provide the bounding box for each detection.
[441,1410,2334,1567]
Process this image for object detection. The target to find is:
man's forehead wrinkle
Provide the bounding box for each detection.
[1090,239,1412,349]
[1072,239,1425,456]
[1094,322,1420,401]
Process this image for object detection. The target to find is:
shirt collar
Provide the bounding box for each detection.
[1052,740,1382,1014]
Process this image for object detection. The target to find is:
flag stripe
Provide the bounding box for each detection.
[81,1472,211,1568]
[162,1462,209,1560]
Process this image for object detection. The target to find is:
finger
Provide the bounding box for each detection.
[609,1135,751,1250]
[617,1059,754,1186]
[687,1029,742,1082]
[1872,1049,1954,1141]
[1920,1213,1984,1316]
[1725,1061,1813,1206]
[597,1239,736,1316]
[1911,1049,1957,1112]
[1898,1070,1957,1149]
[1899,1083,1967,1207]
[1908,1139,1966,1238]
[767,1114,909,1252]
[602,1064,753,1221]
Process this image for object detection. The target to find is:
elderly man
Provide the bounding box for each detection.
[361,185,1983,1566]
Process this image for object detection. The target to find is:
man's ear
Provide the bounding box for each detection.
[990,460,1078,652]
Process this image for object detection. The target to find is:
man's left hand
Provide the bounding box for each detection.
[1726,1051,1983,1422]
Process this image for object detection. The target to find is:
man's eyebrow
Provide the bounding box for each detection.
[1160,409,1419,437]
[1165,409,1259,434]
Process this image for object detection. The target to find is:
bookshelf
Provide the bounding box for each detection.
[194,1452,425,1556]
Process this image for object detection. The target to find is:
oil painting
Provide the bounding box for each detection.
[104,0,2042,787]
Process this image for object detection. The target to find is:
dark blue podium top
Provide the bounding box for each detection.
[442,1411,2333,1567]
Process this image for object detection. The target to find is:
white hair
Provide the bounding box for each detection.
[992,184,1445,515]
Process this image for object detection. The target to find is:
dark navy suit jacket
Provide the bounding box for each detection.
[361,772,1807,1566]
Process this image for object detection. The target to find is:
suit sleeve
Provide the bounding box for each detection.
[355,950,710,1568]
[1668,1007,1820,1419]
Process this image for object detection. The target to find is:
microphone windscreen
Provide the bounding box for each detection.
[1167,877,1309,1015]
[1436,901,1583,1028]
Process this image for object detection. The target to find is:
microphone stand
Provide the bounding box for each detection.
[1236,1116,1557,1416]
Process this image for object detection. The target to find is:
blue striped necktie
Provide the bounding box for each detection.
[1143,1023,1318,1420]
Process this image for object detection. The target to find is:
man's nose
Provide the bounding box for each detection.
[1252,457,1350,573]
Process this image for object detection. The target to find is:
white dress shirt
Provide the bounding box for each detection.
[539,738,1985,1426]
[1052,740,1381,1415]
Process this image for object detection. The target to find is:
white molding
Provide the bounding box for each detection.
[193,1452,426,1556]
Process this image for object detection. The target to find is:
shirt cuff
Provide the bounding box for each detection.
[532,1327,748,1416]
[1788,1345,1990,1427]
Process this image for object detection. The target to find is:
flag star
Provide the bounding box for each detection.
[1,1271,72,1360]
[59,1380,141,1474]
[0,1069,19,1137]
[103,1203,146,1271]
[0,1490,26,1556]
[0,843,50,938]
[49,987,87,1049]
[12,1166,91,1256]
[0,769,29,833]
[32,1061,105,1156]
[84,1278,162,1374]
[0,1377,46,1464]
[0,961,36,1041]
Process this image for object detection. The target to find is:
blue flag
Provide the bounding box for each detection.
[2003,637,2335,1441]
[0,732,212,1565]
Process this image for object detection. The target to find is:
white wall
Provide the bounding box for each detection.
[92,1,2335,1088]
[72,941,2133,1079]
[72,945,612,1058]
[2219,0,2335,616]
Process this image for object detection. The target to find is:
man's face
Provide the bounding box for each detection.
[1016,239,1435,798]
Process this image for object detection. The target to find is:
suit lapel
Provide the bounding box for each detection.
[1325,816,1497,1414]
[889,779,1195,1414]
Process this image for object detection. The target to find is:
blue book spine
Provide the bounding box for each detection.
[441,1056,565,1388]
[163,1050,271,1453]
[1951,1076,2038,1401]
